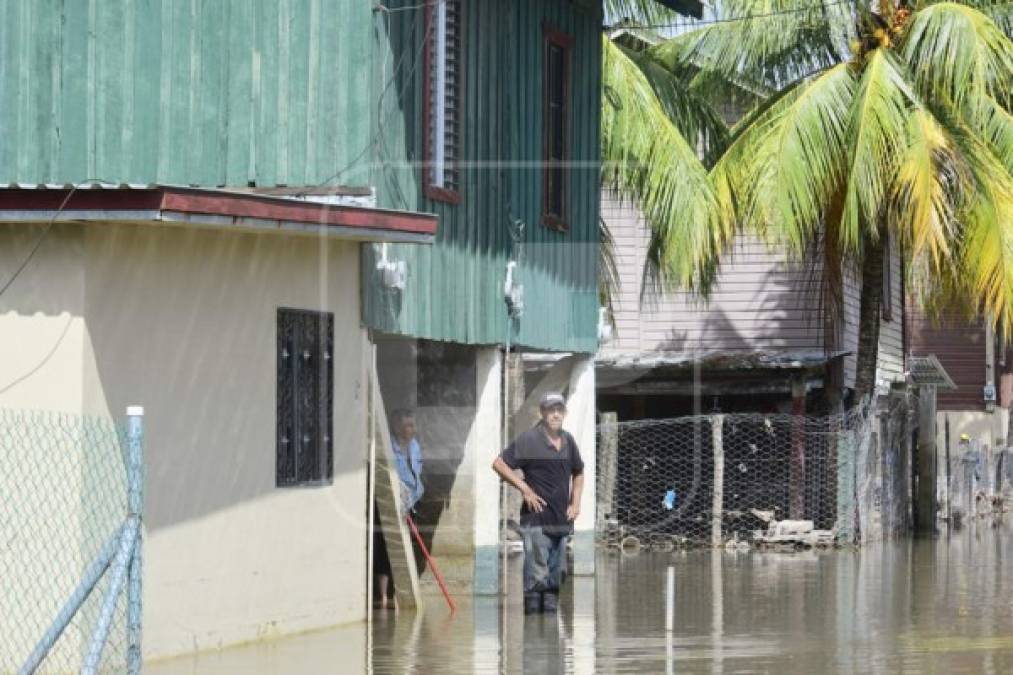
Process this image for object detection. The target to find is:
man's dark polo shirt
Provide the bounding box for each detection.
[501,422,584,534]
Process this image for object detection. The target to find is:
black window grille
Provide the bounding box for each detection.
[277,308,334,487]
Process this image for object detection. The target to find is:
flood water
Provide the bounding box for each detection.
[151,521,1013,674]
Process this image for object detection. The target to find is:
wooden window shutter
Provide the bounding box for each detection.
[425,0,462,203]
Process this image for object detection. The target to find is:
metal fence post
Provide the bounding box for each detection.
[126,406,144,675]
[711,415,724,547]
[17,524,126,675]
[81,519,140,674]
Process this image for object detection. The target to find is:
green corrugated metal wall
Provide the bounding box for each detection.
[364,0,601,353]
[0,0,370,187]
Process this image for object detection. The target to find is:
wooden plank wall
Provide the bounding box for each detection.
[908,311,989,411]
[600,191,824,356]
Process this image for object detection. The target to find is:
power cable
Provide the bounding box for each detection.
[0,179,111,301]
[299,3,435,194]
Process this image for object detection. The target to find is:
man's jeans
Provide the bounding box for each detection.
[521,526,568,596]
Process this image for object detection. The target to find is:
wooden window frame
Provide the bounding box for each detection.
[542,25,573,233]
[423,0,464,205]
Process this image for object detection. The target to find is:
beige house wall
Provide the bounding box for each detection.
[0,224,92,671]
[0,222,370,662]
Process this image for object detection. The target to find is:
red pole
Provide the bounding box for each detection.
[406,514,457,614]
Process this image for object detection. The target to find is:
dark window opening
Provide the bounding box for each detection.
[424,0,462,203]
[543,27,572,231]
[417,340,476,407]
[277,308,334,487]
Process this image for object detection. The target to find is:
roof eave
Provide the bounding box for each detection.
[0,185,437,244]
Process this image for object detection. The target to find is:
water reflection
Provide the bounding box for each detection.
[150,521,1013,674]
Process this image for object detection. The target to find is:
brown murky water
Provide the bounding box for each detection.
[151,521,1013,674]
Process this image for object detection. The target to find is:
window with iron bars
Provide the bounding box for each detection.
[276,308,334,487]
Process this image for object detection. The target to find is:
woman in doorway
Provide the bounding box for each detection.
[374,409,424,609]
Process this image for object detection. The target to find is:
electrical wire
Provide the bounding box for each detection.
[376,1,438,210]
[0,179,111,301]
[300,2,435,194]
[375,0,443,13]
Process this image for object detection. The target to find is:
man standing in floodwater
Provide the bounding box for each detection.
[492,393,584,614]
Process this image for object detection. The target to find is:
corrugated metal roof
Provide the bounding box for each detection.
[909,355,957,390]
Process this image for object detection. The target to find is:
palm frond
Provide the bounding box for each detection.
[932,107,1013,333]
[601,35,724,294]
[922,0,1013,39]
[900,2,1013,118]
[598,216,621,329]
[616,44,731,164]
[972,95,1013,173]
[708,63,856,253]
[840,49,916,251]
[651,0,855,92]
[889,109,962,276]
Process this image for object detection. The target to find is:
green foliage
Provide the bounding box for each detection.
[604,0,1013,333]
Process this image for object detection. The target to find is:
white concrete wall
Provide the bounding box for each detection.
[0,222,370,662]
[0,224,86,412]
[568,356,596,576]
[472,349,503,595]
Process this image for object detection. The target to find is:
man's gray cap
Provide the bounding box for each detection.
[539,392,567,409]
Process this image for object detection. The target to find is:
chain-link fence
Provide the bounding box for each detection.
[0,408,142,674]
[597,401,909,549]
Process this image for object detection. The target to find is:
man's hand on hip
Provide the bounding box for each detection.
[523,488,547,513]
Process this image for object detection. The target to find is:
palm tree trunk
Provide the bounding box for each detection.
[853,228,884,404]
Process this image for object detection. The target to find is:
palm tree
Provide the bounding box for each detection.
[603,0,1013,404]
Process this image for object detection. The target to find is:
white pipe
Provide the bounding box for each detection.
[666,564,675,675]
[665,565,675,632]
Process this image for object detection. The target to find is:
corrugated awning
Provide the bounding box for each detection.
[0,184,436,244]
[908,355,957,390]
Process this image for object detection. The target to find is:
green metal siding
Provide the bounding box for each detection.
[365,0,601,353]
[0,0,370,188]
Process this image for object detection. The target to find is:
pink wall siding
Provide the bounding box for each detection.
[601,192,824,357]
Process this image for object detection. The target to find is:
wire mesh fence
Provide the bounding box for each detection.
[596,402,907,549]
[0,409,134,674]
